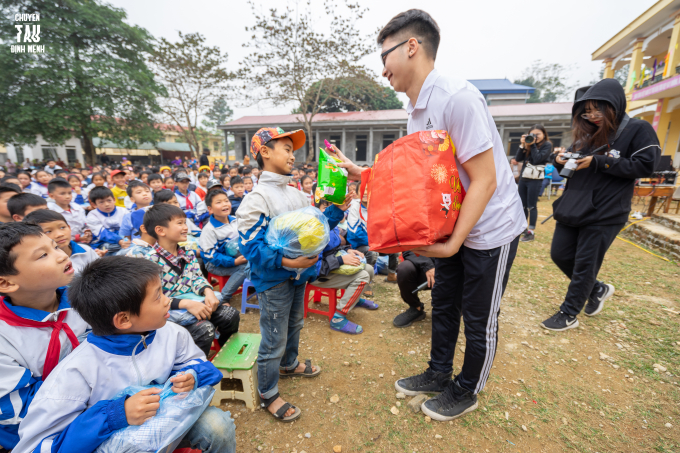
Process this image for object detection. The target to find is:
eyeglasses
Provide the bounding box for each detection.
[381,39,422,66]
[581,111,603,120]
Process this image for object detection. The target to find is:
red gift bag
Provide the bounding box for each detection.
[359,130,465,254]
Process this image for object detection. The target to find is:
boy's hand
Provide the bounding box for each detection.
[95,249,107,257]
[234,256,247,266]
[282,256,319,269]
[170,372,195,393]
[79,230,92,243]
[182,300,212,320]
[124,388,161,425]
[342,254,361,267]
[347,249,364,258]
[336,194,353,211]
[119,238,131,248]
[204,289,222,311]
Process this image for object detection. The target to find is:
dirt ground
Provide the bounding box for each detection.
[219,195,680,453]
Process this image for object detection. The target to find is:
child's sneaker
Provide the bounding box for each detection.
[330,314,363,335]
[356,298,378,310]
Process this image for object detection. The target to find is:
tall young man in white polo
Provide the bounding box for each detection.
[339,9,526,421]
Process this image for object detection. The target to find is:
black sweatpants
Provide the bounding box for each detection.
[397,259,429,308]
[429,236,519,394]
[551,222,623,317]
[184,305,240,356]
[517,178,543,230]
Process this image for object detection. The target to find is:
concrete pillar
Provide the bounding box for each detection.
[499,124,506,154]
[341,129,346,152]
[603,58,615,79]
[315,129,320,161]
[626,38,646,93]
[368,127,373,162]
[399,127,403,138]
[244,130,249,160]
[666,15,680,78]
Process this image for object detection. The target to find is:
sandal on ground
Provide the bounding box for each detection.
[356,298,379,310]
[261,393,302,422]
[279,359,322,378]
[330,317,364,334]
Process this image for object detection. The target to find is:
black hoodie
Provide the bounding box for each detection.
[552,79,660,227]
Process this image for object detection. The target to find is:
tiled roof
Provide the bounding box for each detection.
[468,79,536,94]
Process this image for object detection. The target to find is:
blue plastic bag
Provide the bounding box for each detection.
[224,238,241,257]
[166,294,204,327]
[265,206,330,278]
[375,256,390,275]
[96,371,215,453]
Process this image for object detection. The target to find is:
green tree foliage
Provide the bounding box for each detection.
[150,32,233,156]
[0,0,165,165]
[514,61,574,103]
[593,64,628,87]
[294,77,402,113]
[206,97,233,127]
[238,0,375,162]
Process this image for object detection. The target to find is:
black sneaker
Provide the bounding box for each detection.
[520,231,535,242]
[584,283,614,317]
[393,306,426,328]
[394,368,452,396]
[421,379,478,421]
[540,311,579,331]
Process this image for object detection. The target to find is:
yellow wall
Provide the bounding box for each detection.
[659,105,680,156]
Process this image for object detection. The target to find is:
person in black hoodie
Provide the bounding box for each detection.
[540,79,660,331]
[512,124,553,242]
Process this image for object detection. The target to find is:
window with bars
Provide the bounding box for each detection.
[66,147,77,163]
[14,145,24,163]
[42,147,58,161]
[355,135,367,161]
[382,134,396,149]
[329,135,342,150]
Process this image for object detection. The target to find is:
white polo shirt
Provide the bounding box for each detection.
[407,69,526,250]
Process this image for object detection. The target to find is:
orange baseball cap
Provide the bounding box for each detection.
[250,127,306,159]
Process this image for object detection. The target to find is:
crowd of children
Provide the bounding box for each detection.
[0,131,378,451]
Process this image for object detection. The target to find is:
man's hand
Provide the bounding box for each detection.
[182,300,212,320]
[425,268,435,288]
[282,256,319,269]
[204,289,221,311]
[336,194,353,211]
[329,144,364,181]
[341,254,361,267]
[124,388,161,425]
[234,255,247,266]
[79,230,92,244]
[118,238,131,249]
[575,155,593,171]
[170,372,195,393]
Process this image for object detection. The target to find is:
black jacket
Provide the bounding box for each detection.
[553,79,660,227]
[515,140,553,178]
[199,154,210,167]
[402,250,435,273]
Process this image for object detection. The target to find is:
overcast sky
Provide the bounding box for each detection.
[108,0,655,120]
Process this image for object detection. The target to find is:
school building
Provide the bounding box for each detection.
[219,95,573,165]
[592,0,680,167]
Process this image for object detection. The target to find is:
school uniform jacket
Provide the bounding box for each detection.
[0,289,90,449]
[174,190,201,223]
[47,202,87,238]
[199,215,239,268]
[68,242,99,275]
[13,322,222,453]
[85,207,128,248]
[346,199,368,248]
[29,182,48,199]
[236,171,344,293]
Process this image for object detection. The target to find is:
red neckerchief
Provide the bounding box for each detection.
[0,299,80,379]
[175,190,194,210]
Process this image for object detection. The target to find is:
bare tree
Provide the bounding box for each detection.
[150,32,233,156]
[238,0,376,161]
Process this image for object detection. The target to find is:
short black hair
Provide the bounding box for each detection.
[230,176,244,186]
[219,174,231,185]
[205,189,229,208]
[143,204,185,239]
[377,9,440,60]
[88,186,114,204]
[242,165,253,176]
[8,193,47,217]
[148,173,163,184]
[0,222,43,277]
[164,176,174,183]
[0,184,21,197]
[126,180,149,197]
[69,256,162,336]
[198,172,209,180]
[152,189,176,205]
[47,178,71,193]
[24,208,66,225]
[91,172,106,181]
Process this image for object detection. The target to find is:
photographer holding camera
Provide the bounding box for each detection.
[511,124,553,242]
[540,79,660,331]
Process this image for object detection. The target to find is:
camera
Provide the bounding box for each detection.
[525,133,536,145]
[559,152,586,179]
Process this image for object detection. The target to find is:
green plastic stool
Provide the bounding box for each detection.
[210,333,261,410]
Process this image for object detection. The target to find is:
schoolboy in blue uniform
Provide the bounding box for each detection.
[14,256,236,453]
[0,223,89,450]
[236,127,351,422]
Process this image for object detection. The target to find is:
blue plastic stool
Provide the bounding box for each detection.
[240,278,259,314]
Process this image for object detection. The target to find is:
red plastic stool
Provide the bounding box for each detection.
[207,273,243,296]
[303,285,345,320]
[173,449,201,453]
[208,339,221,362]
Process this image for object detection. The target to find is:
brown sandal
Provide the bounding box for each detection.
[279,359,322,378]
